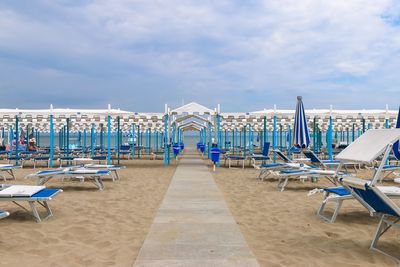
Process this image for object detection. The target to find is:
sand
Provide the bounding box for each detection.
[0,159,176,267]
[211,165,400,267]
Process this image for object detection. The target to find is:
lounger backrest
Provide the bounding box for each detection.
[341,177,400,217]
[352,187,400,217]
[275,150,291,163]
[336,129,400,163]
[262,142,270,156]
[303,151,321,164]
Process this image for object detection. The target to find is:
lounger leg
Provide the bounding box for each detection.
[278,177,289,192]
[114,171,120,180]
[29,201,42,223]
[0,173,6,181]
[370,215,400,264]
[257,169,265,180]
[94,177,104,190]
[41,201,53,221]
[317,193,343,223]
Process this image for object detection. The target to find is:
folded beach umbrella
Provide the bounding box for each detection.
[293,96,310,148]
[393,106,400,159]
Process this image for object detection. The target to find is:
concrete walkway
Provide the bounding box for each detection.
[134,149,259,267]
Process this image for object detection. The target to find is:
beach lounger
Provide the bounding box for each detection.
[224,154,246,168]
[32,155,51,168]
[379,165,400,182]
[7,155,27,167]
[250,142,270,166]
[83,164,126,181]
[92,155,107,163]
[0,164,21,181]
[315,185,400,223]
[152,151,164,160]
[0,185,62,222]
[340,176,400,264]
[315,129,400,223]
[27,168,110,190]
[57,156,75,167]
[303,150,358,172]
[277,168,337,192]
[0,210,9,219]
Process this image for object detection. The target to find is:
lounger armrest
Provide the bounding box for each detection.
[339,177,370,189]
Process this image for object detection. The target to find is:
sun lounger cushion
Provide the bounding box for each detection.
[324,187,350,196]
[31,188,61,199]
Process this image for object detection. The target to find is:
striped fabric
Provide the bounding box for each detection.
[293,96,310,148]
[393,107,400,160]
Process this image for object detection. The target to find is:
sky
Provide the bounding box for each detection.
[0,0,399,112]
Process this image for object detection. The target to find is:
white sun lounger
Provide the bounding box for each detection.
[27,168,110,190]
[83,164,126,181]
[0,164,21,181]
[254,150,307,181]
[276,168,337,192]
[0,184,62,222]
[315,129,400,223]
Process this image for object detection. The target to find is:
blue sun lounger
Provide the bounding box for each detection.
[254,150,307,181]
[340,176,400,264]
[0,210,9,219]
[27,168,110,190]
[303,150,358,172]
[250,142,271,164]
[0,164,22,181]
[316,129,400,223]
[0,185,62,222]
[276,167,337,192]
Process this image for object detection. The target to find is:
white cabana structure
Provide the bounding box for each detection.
[0,102,398,166]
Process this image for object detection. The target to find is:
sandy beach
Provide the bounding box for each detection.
[0,159,177,267]
[211,165,400,267]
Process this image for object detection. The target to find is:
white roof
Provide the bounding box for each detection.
[336,129,400,163]
[171,102,214,115]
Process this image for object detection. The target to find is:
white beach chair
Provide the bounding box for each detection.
[83,164,126,181]
[316,129,400,223]
[0,184,62,222]
[27,168,110,191]
[0,164,21,181]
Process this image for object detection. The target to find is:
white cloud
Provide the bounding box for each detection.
[0,0,399,110]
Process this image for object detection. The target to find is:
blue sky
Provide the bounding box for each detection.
[0,0,399,112]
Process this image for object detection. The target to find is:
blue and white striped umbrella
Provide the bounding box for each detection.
[393,106,400,159]
[293,96,310,148]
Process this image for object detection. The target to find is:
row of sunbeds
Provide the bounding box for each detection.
[0,161,125,222]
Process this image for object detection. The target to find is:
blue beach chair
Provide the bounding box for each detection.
[254,149,306,181]
[250,142,270,163]
[316,129,400,223]
[340,176,400,264]
[303,150,358,172]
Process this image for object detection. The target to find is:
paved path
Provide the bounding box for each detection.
[134,149,259,267]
